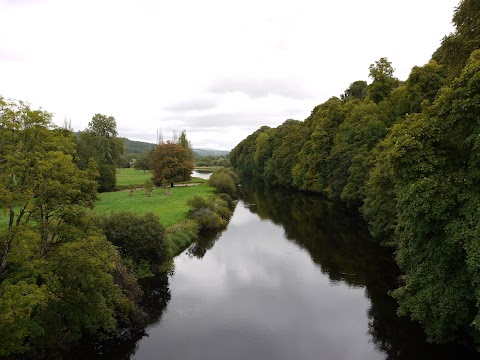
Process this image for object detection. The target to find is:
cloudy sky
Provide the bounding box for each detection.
[1,0,458,150]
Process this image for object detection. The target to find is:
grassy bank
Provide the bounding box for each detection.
[94,183,215,227]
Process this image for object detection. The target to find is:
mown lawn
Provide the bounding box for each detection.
[116,168,152,186]
[93,183,215,227]
[116,168,207,187]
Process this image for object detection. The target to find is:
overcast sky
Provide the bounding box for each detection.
[0,0,459,150]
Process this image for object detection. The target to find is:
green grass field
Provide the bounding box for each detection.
[116,168,152,186]
[1,170,213,228]
[93,183,215,227]
[116,168,207,187]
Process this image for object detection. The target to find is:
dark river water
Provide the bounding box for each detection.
[66,180,480,359]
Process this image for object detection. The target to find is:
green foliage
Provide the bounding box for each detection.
[166,219,199,256]
[144,179,154,196]
[341,80,367,102]
[209,168,238,197]
[367,57,400,103]
[264,120,308,187]
[229,126,271,177]
[404,60,446,113]
[76,114,124,192]
[186,195,232,230]
[177,129,194,161]
[195,155,231,167]
[433,0,480,79]
[228,5,480,344]
[134,149,153,173]
[293,97,344,192]
[99,212,169,277]
[0,99,140,355]
[366,50,480,343]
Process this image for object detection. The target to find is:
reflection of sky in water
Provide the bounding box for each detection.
[134,202,383,360]
[191,170,212,180]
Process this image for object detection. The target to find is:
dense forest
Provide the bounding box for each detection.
[230,0,480,345]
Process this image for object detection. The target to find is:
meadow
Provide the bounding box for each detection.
[94,183,215,227]
[116,168,152,186]
[0,169,214,228]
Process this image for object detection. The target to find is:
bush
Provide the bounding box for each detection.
[186,195,232,231]
[166,219,199,256]
[209,168,238,198]
[100,212,169,277]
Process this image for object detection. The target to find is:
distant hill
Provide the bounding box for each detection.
[192,148,229,157]
[121,138,156,155]
[122,138,229,158]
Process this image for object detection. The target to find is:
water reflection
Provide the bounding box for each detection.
[238,180,480,359]
[191,170,213,180]
[134,202,381,360]
[64,180,480,359]
[62,273,171,360]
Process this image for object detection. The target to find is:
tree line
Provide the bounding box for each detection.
[230,0,480,346]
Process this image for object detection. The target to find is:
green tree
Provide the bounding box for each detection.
[150,142,194,186]
[341,80,367,102]
[177,129,193,161]
[209,168,238,197]
[292,97,345,192]
[100,212,169,277]
[0,98,139,355]
[134,149,153,173]
[433,0,480,79]
[76,113,124,192]
[404,60,446,113]
[230,126,271,178]
[366,57,400,103]
[264,120,308,187]
[364,50,480,343]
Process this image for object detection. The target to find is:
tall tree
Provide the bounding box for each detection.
[150,142,194,186]
[177,129,193,162]
[366,57,400,103]
[76,114,123,192]
[433,0,480,79]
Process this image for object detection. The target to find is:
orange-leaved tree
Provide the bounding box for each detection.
[150,142,194,186]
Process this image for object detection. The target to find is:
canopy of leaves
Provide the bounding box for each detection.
[0,99,140,355]
[100,212,169,277]
[229,4,480,344]
[76,114,123,192]
[150,142,194,185]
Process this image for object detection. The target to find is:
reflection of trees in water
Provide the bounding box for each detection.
[187,231,222,259]
[238,180,480,359]
[239,180,393,288]
[61,273,171,360]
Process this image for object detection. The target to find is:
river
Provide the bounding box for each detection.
[66,180,480,359]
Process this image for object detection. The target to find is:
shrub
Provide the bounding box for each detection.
[186,195,232,231]
[166,219,199,255]
[100,212,169,277]
[209,168,238,198]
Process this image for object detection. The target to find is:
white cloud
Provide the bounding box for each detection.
[0,0,458,150]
